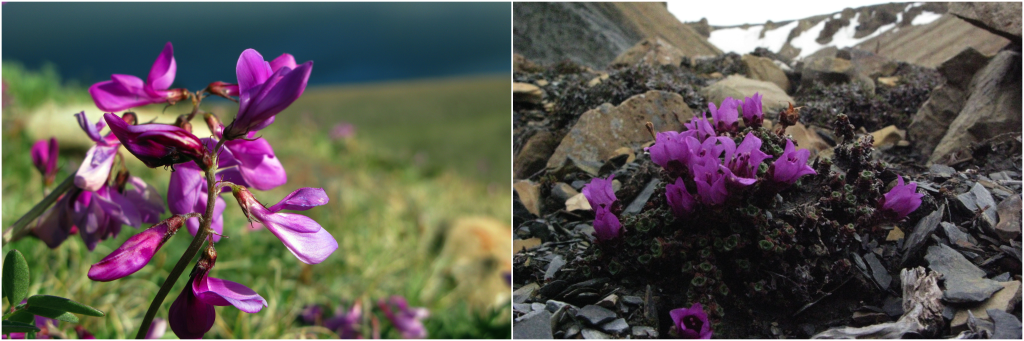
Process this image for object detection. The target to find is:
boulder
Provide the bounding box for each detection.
[930,50,1022,164]
[513,82,544,105]
[515,130,560,179]
[703,75,794,114]
[742,54,791,93]
[949,2,1022,45]
[610,37,686,67]
[514,53,541,73]
[547,90,693,172]
[937,47,991,91]
[907,85,969,159]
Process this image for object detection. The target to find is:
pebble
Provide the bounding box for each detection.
[513,283,539,304]
[545,255,566,280]
[546,300,571,313]
[988,308,1023,339]
[941,222,974,247]
[513,303,533,313]
[992,272,1011,282]
[581,328,611,339]
[929,164,956,178]
[577,305,617,326]
[622,295,643,306]
[551,182,580,203]
[957,183,998,231]
[632,326,659,338]
[597,293,618,309]
[600,318,629,335]
[512,310,553,339]
[531,302,546,312]
[925,244,1003,304]
[564,324,581,338]
[901,208,943,266]
[863,253,892,290]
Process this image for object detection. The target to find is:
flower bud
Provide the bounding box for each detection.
[169,274,215,339]
[103,113,206,168]
[31,137,59,185]
[205,81,239,99]
[87,215,186,281]
[204,113,225,138]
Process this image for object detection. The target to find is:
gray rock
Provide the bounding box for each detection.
[532,302,547,312]
[514,303,534,313]
[925,243,1004,303]
[596,294,618,309]
[993,272,1011,282]
[573,224,596,240]
[957,183,999,232]
[863,253,892,290]
[742,54,790,93]
[547,90,693,172]
[632,325,659,338]
[994,195,1021,241]
[545,255,566,280]
[949,2,1022,44]
[622,179,661,216]
[600,318,629,335]
[941,222,974,247]
[513,82,545,105]
[928,164,956,179]
[513,309,553,339]
[550,182,580,203]
[514,283,539,304]
[581,328,611,339]
[563,324,581,338]
[702,75,794,114]
[907,85,969,161]
[610,37,686,67]
[622,295,643,306]
[987,308,1023,339]
[901,208,944,266]
[577,305,617,326]
[546,300,571,313]
[882,296,904,317]
[938,47,992,91]
[930,50,1021,164]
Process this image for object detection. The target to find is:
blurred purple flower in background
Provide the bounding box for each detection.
[331,122,356,140]
[31,137,59,186]
[378,296,428,339]
[325,302,363,339]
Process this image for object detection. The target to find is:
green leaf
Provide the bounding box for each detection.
[2,250,30,306]
[6,309,34,324]
[24,306,78,323]
[1,320,40,333]
[27,295,104,317]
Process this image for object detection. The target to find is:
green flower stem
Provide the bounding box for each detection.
[3,174,75,245]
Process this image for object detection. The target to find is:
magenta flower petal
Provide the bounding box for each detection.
[223,136,287,190]
[146,42,176,93]
[224,48,313,139]
[75,144,118,192]
[185,195,225,243]
[269,53,298,72]
[235,49,274,97]
[192,272,268,314]
[31,138,58,179]
[879,176,923,220]
[742,93,764,127]
[684,112,717,142]
[33,193,75,249]
[123,176,165,224]
[709,97,740,133]
[728,132,769,178]
[582,175,617,210]
[665,177,696,218]
[87,217,180,281]
[169,276,216,339]
[104,113,206,168]
[592,207,622,241]
[232,187,337,263]
[145,318,167,340]
[325,302,362,339]
[268,188,329,213]
[75,112,108,144]
[168,162,204,216]
[670,303,712,339]
[379,296,429,339]
[771,139,817,184]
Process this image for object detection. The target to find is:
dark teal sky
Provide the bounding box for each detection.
[2,2,510,89]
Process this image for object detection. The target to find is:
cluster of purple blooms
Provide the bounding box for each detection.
[581,94,924,338]
[25,42,338,338]
[301,296,429,339]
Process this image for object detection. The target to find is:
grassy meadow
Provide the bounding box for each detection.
[1,62,512,339]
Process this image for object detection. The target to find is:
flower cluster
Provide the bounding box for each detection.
[582,175,622,241]
[55,42,338,338]
[299,296,430,339]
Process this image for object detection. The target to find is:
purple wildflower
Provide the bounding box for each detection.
[232,186,338,264]
[771,139,817,185]
[723,132,770,179]
[379,296,429,339]
[647,131,693,173]
[708,97,741,133]
[330,122,356,140]
[87,215,185,281]
[301,304,325,325]
[103,113,207,169]
[742,93,764,128]
[167,161,227,242]
[74,112,121,191]
[222,49,313,140]
[74,181,164,251]
[168,275,216,339]
[89,42,188,112]
[683,112,716,142]
[169,246,267,339]
[583,175,623,240]
[670,303,712,339]
[325,302,363,339]
[665,177,696,217]
[691,156,728,206]
[878,176,923,220]
[31,137,59,185]
[32,190,77,248]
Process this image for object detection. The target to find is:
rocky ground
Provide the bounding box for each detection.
[512,6,1021,339]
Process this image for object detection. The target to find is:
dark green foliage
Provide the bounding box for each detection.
[2,250,29,307]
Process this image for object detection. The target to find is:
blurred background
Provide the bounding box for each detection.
[3,2,511,339]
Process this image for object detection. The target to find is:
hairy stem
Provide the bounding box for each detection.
[135,157,218,339]
[3,174,75,245]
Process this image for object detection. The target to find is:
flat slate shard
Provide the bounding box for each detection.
[901,208,943,266]
[925,244,1003,304]
[577,305,617,326]
[513,310,553,339]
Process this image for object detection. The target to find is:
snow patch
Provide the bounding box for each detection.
[911,11,941,26]
[707,20,798,54]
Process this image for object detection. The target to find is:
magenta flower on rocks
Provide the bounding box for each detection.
[878,176,923,220]
[583,175,623,241]
[742,92,764,128]
[665,177,696,217]
[684,112,717,142]
[232,186,338,264]
[691,156,729,206]
[325,302,363,339]
[379,296,429,339]
[89,42,188,112]
[647,131,694,173]
[723,132,770,179]
[708,97,741,133]
[222,49,313,140]
[74,112,121,192]
[31,137,59,185]
[670,303,712,339]
[771,139,817,185]
[87,215,184,282]
[103,113,207,169]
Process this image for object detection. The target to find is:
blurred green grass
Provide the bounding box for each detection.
[1,63,511,338]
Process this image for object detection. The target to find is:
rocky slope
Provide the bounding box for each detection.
[513,2,721,70]
[707,2,1010,67]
